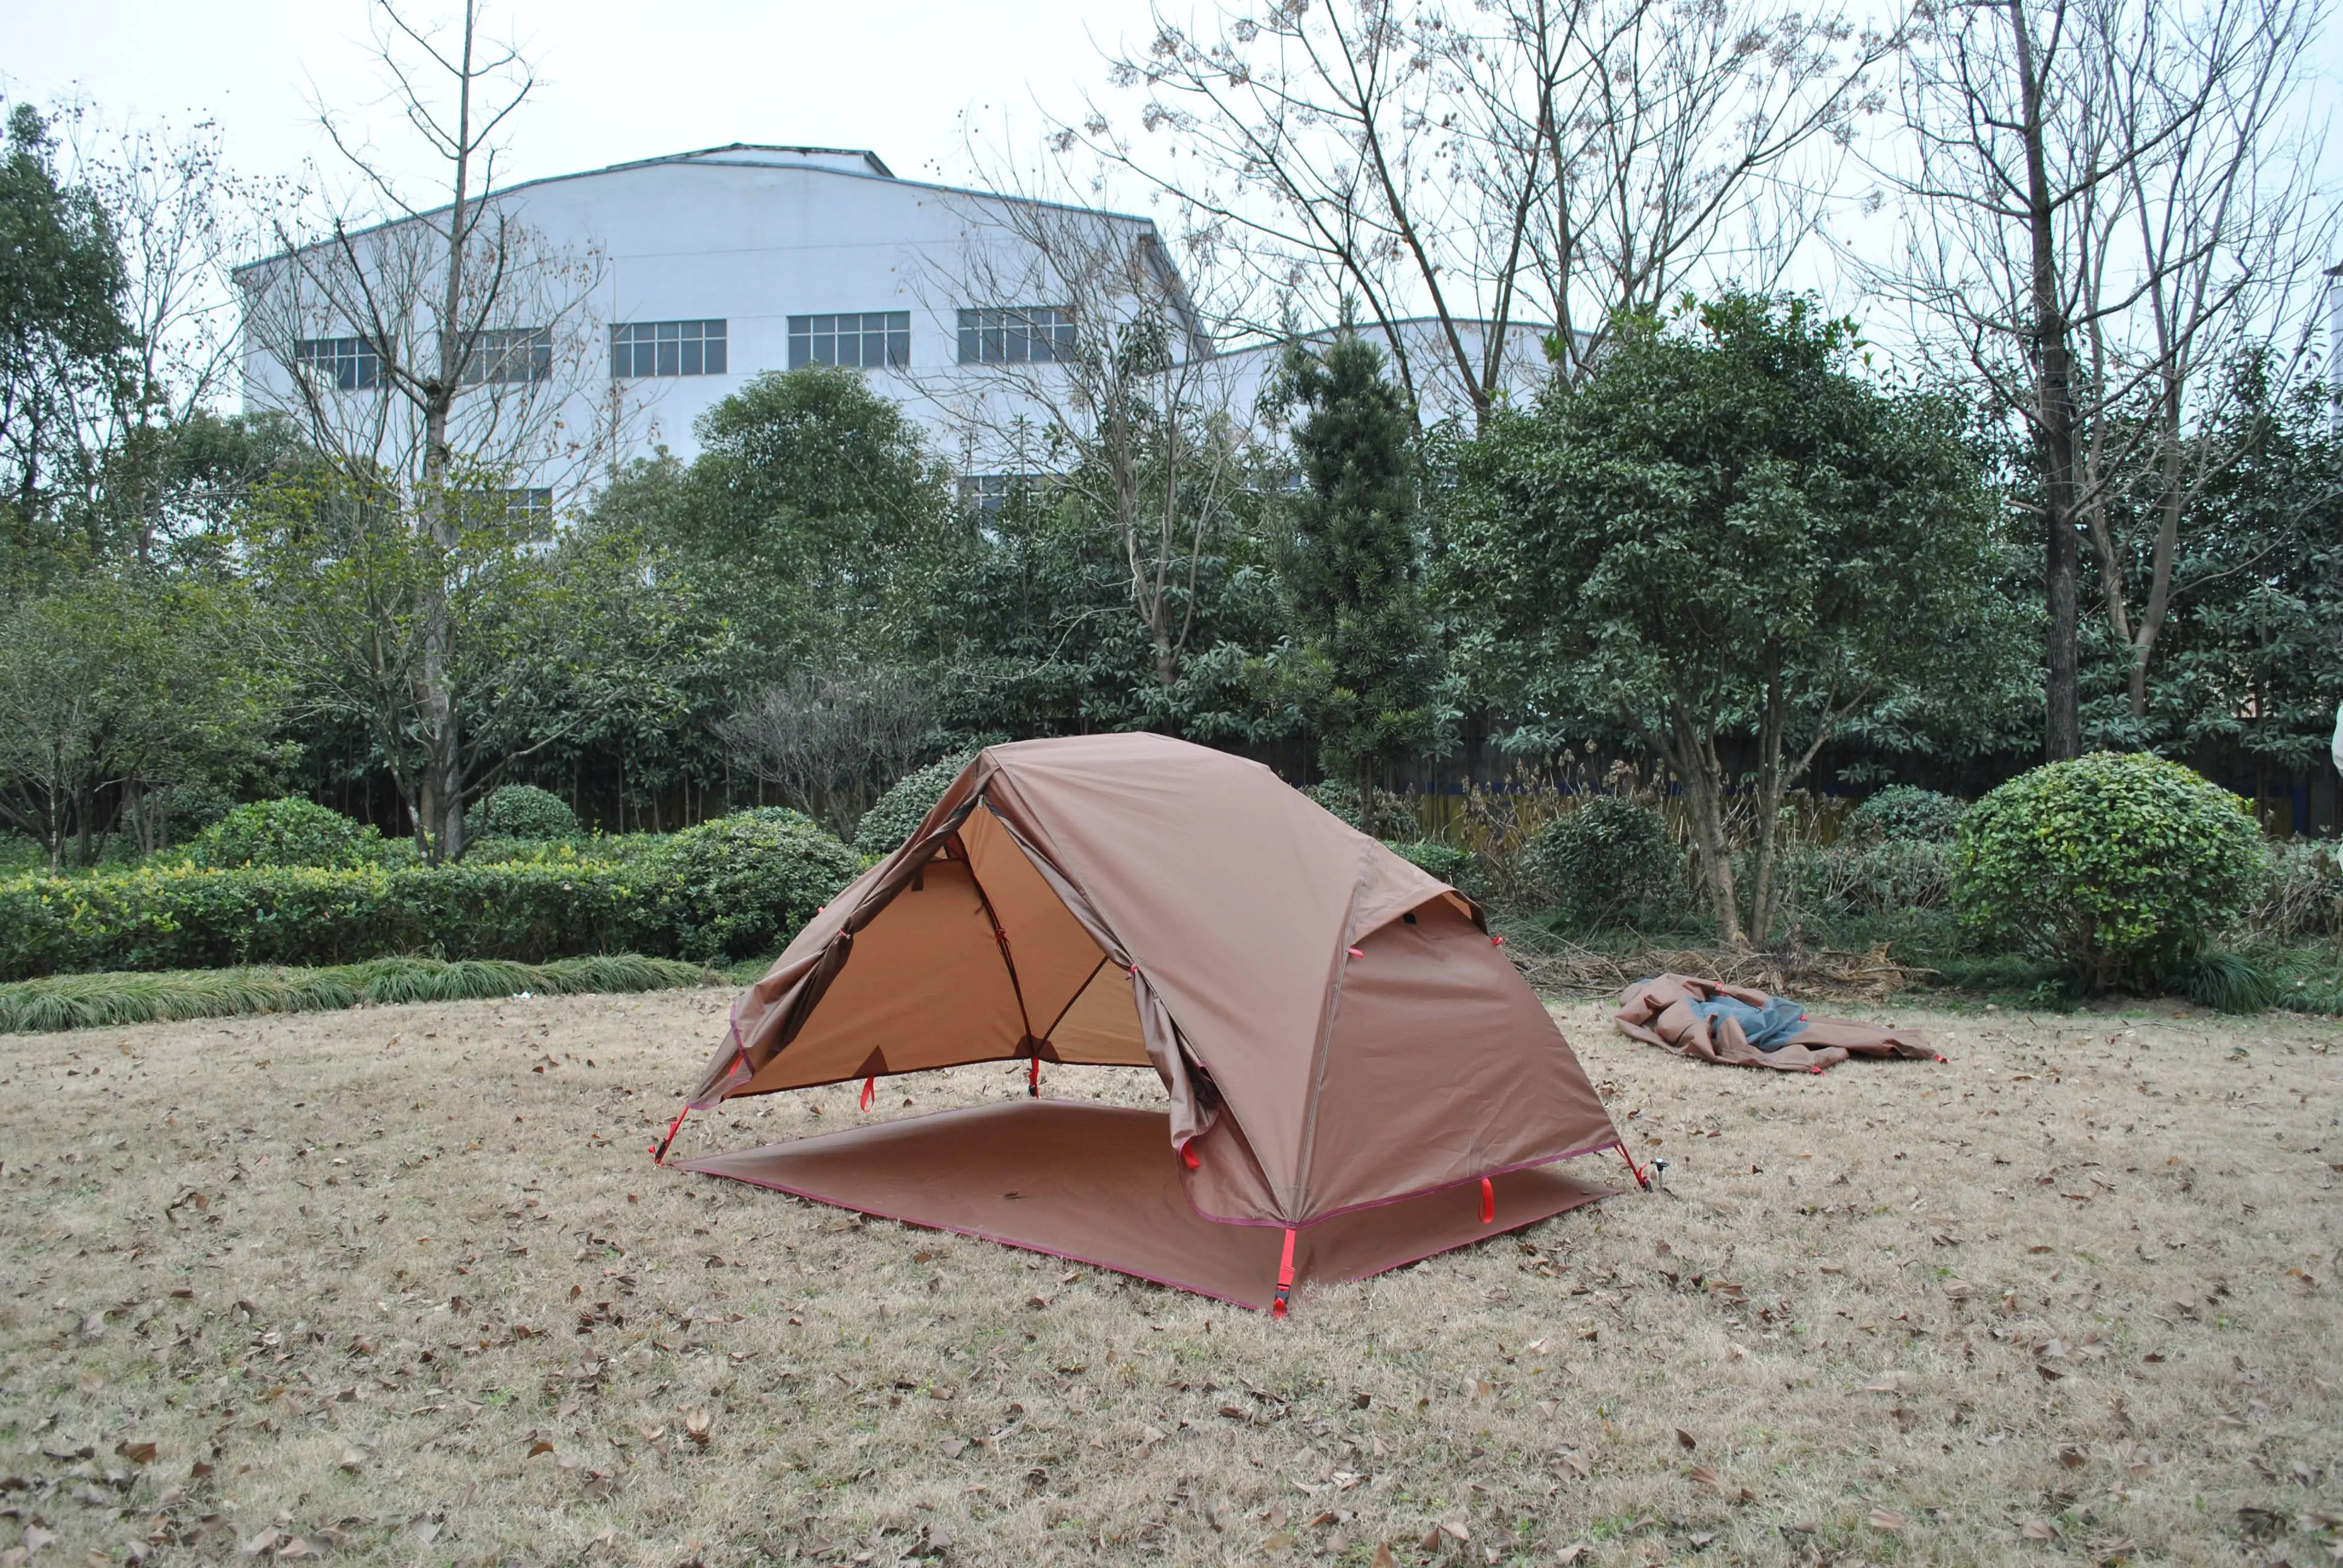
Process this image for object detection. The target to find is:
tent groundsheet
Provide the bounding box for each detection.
[678,1099,1608,1312]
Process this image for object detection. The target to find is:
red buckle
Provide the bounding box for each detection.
[1271,1227,1296,1319]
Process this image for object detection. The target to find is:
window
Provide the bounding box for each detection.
[295,336,380,391]
[462,327,551,385]
[958,474,1050,513]
[611,319,727,378]
[958,307,1075,364]
[789,312,910,369]
[504,487,554,524]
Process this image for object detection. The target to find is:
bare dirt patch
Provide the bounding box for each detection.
[2,990,2338,1566]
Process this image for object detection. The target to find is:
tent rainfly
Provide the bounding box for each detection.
[664,734,1631,1313]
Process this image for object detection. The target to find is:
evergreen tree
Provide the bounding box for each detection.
[1280,333,1445,825]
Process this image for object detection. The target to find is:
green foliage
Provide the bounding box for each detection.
[0,953,716,1033]
[0,859,654,979]
[1449,293,2020,942]
[1384,838,1474,890]
[1952,753,2269,993]
[651,808,862,963]
[1299,780,1416,839]
[182,797,373,869]
[0,575,287,867]
[0,101,130,543]
[1521,797,1681,930]
[1277,333,1447,813]
[851,753,976,860]
[1846,786,1968,843]
[468,783,579,842]
[2172,946,2279,1014]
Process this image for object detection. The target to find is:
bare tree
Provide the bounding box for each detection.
[1070,0,1899,420]
[718,665,938,837]
[67,113,260,561]
[917,171,1253,689]
[1862,0,2331,758]
[2076,0,2336,722]
[238,0,612,860]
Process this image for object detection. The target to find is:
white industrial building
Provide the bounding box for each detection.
[234,143,1552,509]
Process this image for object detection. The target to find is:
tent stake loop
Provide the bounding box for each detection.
[651,1108,689,1165]
[1271,1227,1297,1319]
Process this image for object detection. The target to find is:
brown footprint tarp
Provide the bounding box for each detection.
[1613,973,1940,1072]
[672,734,1624,1310]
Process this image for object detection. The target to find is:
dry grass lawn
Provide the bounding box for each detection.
[2,988,2338,1567]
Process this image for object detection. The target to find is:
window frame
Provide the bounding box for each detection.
[956,307,1076,365]
[787,312,911,370]
[294,335,381,391]
[609,319,729,379]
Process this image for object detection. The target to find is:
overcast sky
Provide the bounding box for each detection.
[6,0,2337,347]
[2,0,1141,198]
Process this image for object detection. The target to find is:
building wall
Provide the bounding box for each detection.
[235,147,1161,494]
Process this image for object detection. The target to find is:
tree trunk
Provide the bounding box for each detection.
[412,0,480,865]
[1745,678,1789,946]
[1666,705,1745,946]
[2012,0,2084,762]
[2128,377,2185,719]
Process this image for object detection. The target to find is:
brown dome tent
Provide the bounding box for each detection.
[666,734,1629,1313]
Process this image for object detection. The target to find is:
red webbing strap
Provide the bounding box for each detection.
[1614,1139,1652,1191]
[1027,1054,1041,1097]
[1271,1227,1297,1319]
[1179,1138,1199,1171]
[860,1076,876,1112]
[650,1108,689,1165]
[1480,1177,1495,1224]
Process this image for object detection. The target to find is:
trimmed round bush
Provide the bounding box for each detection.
[852,753,977,860]
[1952,753,2267,993]
[1522,796,1679,930]
[1846,785,1966,844]
[657,808,862,963]
[468,784,579,842]
[183,798,373,870]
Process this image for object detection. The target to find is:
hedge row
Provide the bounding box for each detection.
[0,811,860,979]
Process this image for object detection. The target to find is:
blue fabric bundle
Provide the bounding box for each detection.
[1685,993,1809,1052]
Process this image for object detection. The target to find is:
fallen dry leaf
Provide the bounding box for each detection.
[526,1439,555,1457]
[1869,1509,1908,1531]
[683,1408,713,1447]
[1675,1426,1697,1449]
[2021,1519,2060,1540]
[1557,1545,1590,1565]
[114,1439,157,1463]
[2057,1445,2087,1468]
[1689,1464,1721,1489]
[1372,1546,1396,1568]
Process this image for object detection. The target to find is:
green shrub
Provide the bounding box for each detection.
[654,808,862,964]
[1952,752,2268,993]
[2242,841,2343,942]
[0,860,652,979]
[1301,781,1415,839]
[1802,837,1955,920]
[1385,838,1475,890]
[2173,946,2278,1014]
[468,784,580,842]
[1845,785,1966,843]
[0,953,716,1033]
[852,753,976,860]
[182,797,375,869]
[1521,796,1680,930]
[163,782,238,838]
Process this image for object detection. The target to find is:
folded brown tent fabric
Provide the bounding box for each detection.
[1614,973,1941,1072]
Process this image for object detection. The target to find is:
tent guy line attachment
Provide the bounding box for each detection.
[1613,1138,1653,1192]
[1271,1227,1297,1319]
[651,1108,690,1165]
